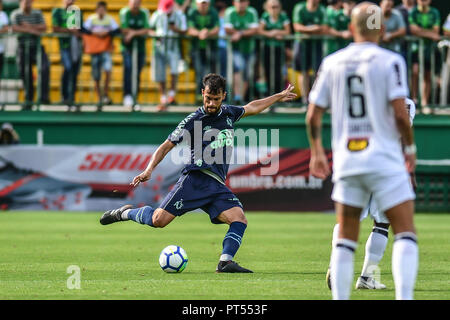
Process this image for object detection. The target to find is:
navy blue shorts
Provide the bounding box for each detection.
[159,170,243,224]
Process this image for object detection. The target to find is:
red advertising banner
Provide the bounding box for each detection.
[0,146,333,212]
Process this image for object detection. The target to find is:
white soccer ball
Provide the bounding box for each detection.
[159,245,188,273]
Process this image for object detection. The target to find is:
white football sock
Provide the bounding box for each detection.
[220,254,233,262]
[329,224,340,268]
[121,209,131,221]
[330,238,357,300]
[361,227,389,278]
[392,232,418,300]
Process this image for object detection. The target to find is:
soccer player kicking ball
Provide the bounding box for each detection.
[306,2,418,300]
[100,73,297,273]
[326,98,416,291]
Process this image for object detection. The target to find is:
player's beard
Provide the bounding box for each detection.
[205,105,220,115]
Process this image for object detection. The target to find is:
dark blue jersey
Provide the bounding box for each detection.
[168,104,246,182]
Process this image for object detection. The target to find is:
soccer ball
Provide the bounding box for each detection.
[159,245,188,273]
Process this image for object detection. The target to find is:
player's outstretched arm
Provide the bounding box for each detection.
[131,140,176,187]
[306,104,330,180]
[242,84,297,118]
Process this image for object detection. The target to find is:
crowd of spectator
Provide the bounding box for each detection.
[0,0,449,111]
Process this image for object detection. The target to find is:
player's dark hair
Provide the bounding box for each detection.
[202,73,226,95]
[97,1,107,8]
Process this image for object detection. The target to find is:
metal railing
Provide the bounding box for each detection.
[0,32,449,112]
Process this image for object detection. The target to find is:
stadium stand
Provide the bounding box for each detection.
[31,0,196,106]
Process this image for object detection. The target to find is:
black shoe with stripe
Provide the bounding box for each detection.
[216,260,253,273]
[100,204,133,225]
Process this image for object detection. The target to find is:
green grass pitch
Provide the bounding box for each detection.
[0,211,449,300]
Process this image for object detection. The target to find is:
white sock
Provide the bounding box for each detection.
[392,232,418,300]
[330,238,357,300]
[220,254,233,262]
[361,227,389,278]
[121,209,131,221]
[329,224,340,268]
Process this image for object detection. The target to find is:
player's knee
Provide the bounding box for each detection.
[152,210,169,228]
[233,211,247,225]
[151,214,163,228]
[235,216,247,225]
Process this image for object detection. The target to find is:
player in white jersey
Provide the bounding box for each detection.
[326,98,416,291]
[306,2,418,300]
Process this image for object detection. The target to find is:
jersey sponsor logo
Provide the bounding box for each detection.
[347,138,369,152]
[210,129,234,149]
[79,153,152,171]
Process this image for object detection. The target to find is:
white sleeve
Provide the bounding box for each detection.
[0,12,9,26]
[309,61,330,108]
[405,98,416,126]
[387,55,409,101]
[177,11,187,32]
[149,11,158,29]
[84,16,93,30]
[110,16,119,30]
[444,14,450,32]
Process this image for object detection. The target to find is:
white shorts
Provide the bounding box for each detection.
[360,195,389,224]
[331,171,415,213]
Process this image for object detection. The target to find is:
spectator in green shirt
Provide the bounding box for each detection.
[11,0,50,108]
[120,0,150,109]
[187,0,219,100]
[409,0,441,108]
[293,0,326,104]
[342,0,356,28]
[259,0,290,96]
[52,0,84,108]
[175,0,192,13]
[323,0,352,56]
[224,0,259,104]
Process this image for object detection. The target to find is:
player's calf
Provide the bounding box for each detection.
[330,203,362,299]
[385,200,418,300]
[151,208,176,228]
[358,223,389,289]
[215,207,252,273]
